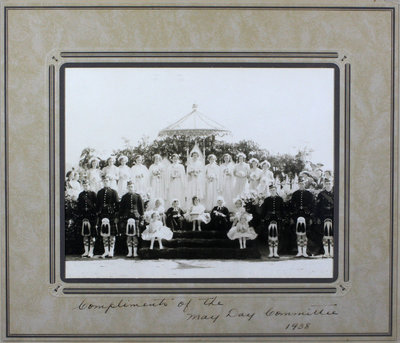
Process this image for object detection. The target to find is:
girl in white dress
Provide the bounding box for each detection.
[149,154,167,202]
[102,156,119,191]
[87,157,102,193]
[233,153,250,198]
[186,145,205,203]
[144,198,166,225]
[117,155,131,198]
[141,212,173,250]
[220,153,235,211]
[185,196,210,231]
[260,160,275,189]
[66,170,82,201]
[230,198,247,226]
[227,211,258,249]
[130,155,149,194]
[167,154,186,208]
[204,154,220,211]
[248,158,262,191]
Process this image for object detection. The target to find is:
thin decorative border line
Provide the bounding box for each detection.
[60,51,339,59]
[63,287,337,295]
[3,5,397,11]
[49,65,56,284]
[59,61,339,286]
[344,63,351,283]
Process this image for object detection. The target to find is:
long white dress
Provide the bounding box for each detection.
[233,162,250,197]
[117,165,131,198]
[186,159,205,202]
[131,164,149,194]
[220,162,235,211]
[167,162,186,207]
[260,169,274,187]
[87,168,102,193]
[149,162,167,202]
[204,162,220,211]
[102,165,119,191]
[248,167,263,191]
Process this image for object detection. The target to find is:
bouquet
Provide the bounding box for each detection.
[207,173,216,182]
[135,173,144,179]
[223,168,232,176]
[249,172,259,181]
[171,169,180,179]
[236,170,246,178]
[152,168,161,178]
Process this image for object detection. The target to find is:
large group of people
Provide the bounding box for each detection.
[66,148,334,259]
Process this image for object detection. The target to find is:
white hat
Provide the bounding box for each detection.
[118,155,128,163]
[249,158,259,165]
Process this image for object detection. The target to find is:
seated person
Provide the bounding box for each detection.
[209,196,231,231]
[165,199,185,231]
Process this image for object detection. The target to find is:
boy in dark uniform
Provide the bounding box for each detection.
[76,179,97,258]
[316,178,334,257]
[119,181,144,258]
[288,176,315,257]
[96,176,119,258]
[260,184,285,258]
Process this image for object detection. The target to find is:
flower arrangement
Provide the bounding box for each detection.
[207,173,217,182]
[135,173,144,179]
[236,170,246,178]
[223,168,232,176]
[152,168,161,178]
[189,169,201,177]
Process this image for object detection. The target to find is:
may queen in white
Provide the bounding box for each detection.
[149,154,167,201]
[167,154,186,207]
[186,144,205,203]
[117,155,131,198]
[130,155,149,194]
[220,153,235,211]
[233,152,250,197]
[204,154,220,210]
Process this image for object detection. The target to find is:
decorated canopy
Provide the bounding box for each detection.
[158,104,231,138]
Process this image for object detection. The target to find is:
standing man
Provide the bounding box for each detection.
[76,179,97,258]
[119,181,144,258]
[288,176,315,257]
[97,176,119,258]
[316,178,334,257]
[260,184,286,258]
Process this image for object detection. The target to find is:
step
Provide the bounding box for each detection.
[139,247,261,259]
[171,230,227,239]
[140,238,256,249]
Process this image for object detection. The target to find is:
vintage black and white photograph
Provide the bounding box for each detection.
[63,65,336,279]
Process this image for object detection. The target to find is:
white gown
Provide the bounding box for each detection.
[248,167,262,191]
[66,180,82,201]
[87,168,102,193]
[204,162,220,210]
[186,159,205,202]
[167,162,186,208]
[117,165,131,198]
[102,165,119,191]
[220,162,235,211]
[141,220,173,241]
[131,164,149,195]
[149,162,167,202]
[233,162,250,197]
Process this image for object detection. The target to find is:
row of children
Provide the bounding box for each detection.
[71,171,334,258]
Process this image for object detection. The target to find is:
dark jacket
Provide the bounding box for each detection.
[96,187,119,219]
[118,192,144,219]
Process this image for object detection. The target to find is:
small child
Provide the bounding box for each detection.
[230,198,247,226]
[186,196,210,231]
[141,212,173,249]
[165,199,185,231]
[227,212,258,249]
[210,196,231,231]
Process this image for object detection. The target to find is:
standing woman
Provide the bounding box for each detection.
[248,158,262,191]
[149,154,167,202]
[167,154,186,207]
[186,146,205,203]
[117,155,130,198]
[102,156,119,191]
[130,155,149,195]
[260,160,275,196]
[204,154,220,211]
[220,153,235,211]
[233,152,250,198]
[87,157,102,193]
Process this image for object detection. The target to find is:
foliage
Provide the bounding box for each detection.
[75,135,319,181]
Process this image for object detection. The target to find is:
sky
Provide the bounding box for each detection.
[65,67,334,170]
